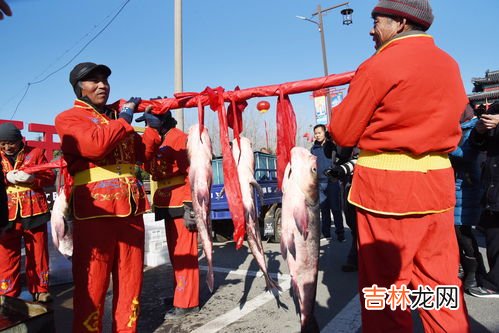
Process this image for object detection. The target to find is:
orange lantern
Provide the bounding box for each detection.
[257,100,270,113]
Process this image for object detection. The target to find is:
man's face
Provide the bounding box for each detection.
[314,127,326,143]
[0,140,22,155]
[79,72,110,106]
[370,15,400,50]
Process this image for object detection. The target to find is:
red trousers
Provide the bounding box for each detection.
[72,215,144,333]
[165,216,199,309]
[357,209,470,333]
[0,223,49,297]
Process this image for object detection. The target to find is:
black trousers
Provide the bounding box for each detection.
[343,183,357,265]
[480,211,499,291]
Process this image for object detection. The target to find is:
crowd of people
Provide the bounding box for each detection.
[1,0,498,332]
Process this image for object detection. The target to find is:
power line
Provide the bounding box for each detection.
[8,0,132,120]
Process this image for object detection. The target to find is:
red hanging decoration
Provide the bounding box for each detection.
[257,100,270,113]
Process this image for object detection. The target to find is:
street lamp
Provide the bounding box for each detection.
[297,2,353,119]
[341,8,353,25]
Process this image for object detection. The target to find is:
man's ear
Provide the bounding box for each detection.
[398,17,410,33]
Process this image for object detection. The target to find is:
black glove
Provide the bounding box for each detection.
[183,204,197,232]
[151,96,168,100]
[119,97,141,124]
[136,110,163,129]
[324,166,342,179]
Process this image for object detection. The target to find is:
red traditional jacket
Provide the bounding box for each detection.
[144,127,192,209]
[330,34,468,215]
[1,146,55,221]
[55,99,155,220]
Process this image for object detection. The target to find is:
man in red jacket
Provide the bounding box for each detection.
[329,1,470,332]
[55,62,159,333]
[0,122,55,302]
[141,112,200,319]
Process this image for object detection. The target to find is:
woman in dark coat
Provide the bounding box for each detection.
[450,108,484,291]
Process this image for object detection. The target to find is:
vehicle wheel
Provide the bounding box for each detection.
[272,207,282,243]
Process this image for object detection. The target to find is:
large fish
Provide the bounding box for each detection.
[187,124,214,292]
[232,137,280,294]
[281,147,320,333]
[50,189,73,259]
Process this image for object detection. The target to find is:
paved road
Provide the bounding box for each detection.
[49,228,498,333]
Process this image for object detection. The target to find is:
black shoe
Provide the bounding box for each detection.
[468,286,499,299]
[337,234,346,242]
[164,306,200,319]
[341,263,358,272]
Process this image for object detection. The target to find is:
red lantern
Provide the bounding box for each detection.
[257,100,270,113]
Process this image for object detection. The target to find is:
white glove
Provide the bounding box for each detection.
[14,171,35,184]
[6,170,18,184]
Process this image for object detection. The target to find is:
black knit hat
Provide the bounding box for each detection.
[69,62,111,97]
[0,122,23,142]
[372,0,434,31]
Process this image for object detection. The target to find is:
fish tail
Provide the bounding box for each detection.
[301,315,320,333]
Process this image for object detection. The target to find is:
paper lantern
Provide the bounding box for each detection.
[257,101,270,113]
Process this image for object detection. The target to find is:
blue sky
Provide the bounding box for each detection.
[1,0,498,141]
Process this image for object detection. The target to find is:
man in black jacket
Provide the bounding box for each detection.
[468,101,499,298]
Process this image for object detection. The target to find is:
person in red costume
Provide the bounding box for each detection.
[329,1,471,332]
[0,122,54,303]
[139,110,200,319]
[55,62,161,333]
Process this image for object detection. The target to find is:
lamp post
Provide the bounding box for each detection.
[297,2,353,119]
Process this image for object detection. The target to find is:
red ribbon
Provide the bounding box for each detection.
[276,93,297,189]
[206,87,247,249]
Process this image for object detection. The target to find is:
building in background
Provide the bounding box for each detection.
[468,69,499,107]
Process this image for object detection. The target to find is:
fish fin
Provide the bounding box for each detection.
[288,233,297,260]
[250,180,264,206]
[265,275,282,294]
[280,236,288,260]
[293,204,309,240]
[290,277,301,307]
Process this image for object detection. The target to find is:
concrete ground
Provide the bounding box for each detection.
[43,227,499,333]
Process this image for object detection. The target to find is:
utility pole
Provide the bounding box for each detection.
[316,4,331,112]
[174,0,184,131]
[297,2,353,123]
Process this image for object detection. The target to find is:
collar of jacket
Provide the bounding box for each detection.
[73,99,117,119]
[376,30,432,54]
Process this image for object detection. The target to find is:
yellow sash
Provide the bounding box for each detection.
[73,164,136,186]
[155,175,185,190]
[6,185,32,194]
[357,151,450,172]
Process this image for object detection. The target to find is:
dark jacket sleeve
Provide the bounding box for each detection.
[323,140,337,160]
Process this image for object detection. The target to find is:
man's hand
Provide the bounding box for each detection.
[183,204,197,232]
[476,114,499,134]
[119,97,141,124]
[15,171,35,184]
[6,170,17,184]
[0,0,12,20]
